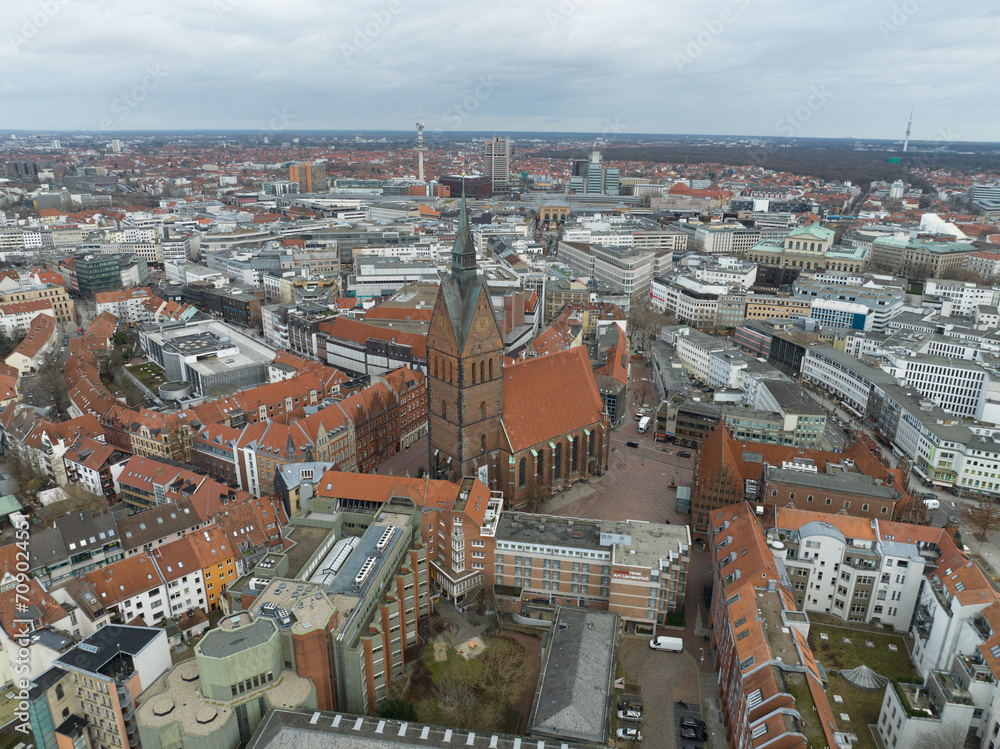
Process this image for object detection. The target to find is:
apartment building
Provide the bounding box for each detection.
[28,510,122,585]
[28,626,170,749]
[84,552,169,626]
[0,278,74,322]
[710,503,844,749]
[95,286,155,325]
[492,512,690,632]
[769,508,925,631]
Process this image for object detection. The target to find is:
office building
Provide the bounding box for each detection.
[483,135,511,194]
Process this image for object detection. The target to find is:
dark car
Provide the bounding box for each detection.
[680,727,707,741]
[618,699,643,711]
[625,441,640,448]
[677,451,692,459]
[681,718,707,730]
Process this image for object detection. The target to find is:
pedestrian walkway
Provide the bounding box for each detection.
[378,435,429,478]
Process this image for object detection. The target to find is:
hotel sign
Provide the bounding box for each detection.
[612,568,650,582]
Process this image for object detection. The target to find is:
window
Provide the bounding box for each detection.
[489,358,494,380]
[537,451,543,476]
[480,401,487,419]
[553,443,562,480]
[571,438,578,471]
[518,458,526,488]
[441,401,447,418]
[481,434,486,454]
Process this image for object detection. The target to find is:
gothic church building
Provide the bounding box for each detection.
[427,196,610,507]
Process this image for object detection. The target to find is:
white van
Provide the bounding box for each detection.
[649,636,683,652]
[638,416,651,434]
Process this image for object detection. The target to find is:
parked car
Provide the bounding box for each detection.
[616,727,642,742]
[625,441,640,448]
[677,451,692,459]
[680,718,707,730]
[680,727,708,741]
[617,708,642,722]
[923,498,940,510]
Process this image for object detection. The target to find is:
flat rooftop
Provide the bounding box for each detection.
[757,588,803,668]
[248,580,335,637]
[762,380,826,416]
[495,513,604,553]
[604,519,689,571]
[165,332,226,356]
[765,465,898,500]
[197,616,276,659]
[248,708,598,748]
[138,660,313,740]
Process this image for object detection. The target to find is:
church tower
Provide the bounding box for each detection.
[427,192,505,483]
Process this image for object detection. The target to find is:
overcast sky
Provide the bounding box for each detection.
[2,0,998,142]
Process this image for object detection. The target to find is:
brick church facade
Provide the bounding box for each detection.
[427,196,610,507]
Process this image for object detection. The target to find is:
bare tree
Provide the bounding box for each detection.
[962,501,1000,545]
[476,635,533,707]
[627,294,670,353]
[911,720,968,749]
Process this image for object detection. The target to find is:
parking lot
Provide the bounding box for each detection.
[618,635,704,748]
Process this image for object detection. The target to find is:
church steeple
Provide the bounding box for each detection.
[450,186,477,276]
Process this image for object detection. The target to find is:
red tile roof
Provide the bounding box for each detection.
[501,346,605,453]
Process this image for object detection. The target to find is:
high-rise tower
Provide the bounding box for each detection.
[903,109,913,153]
[415,120,426,182]
[483,136,511,195]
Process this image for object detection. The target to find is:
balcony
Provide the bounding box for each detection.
[973,613,993,642]
[930,671,974,706]
[958,653,996,685]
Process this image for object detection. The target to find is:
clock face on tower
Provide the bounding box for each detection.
[474,316,491,339]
